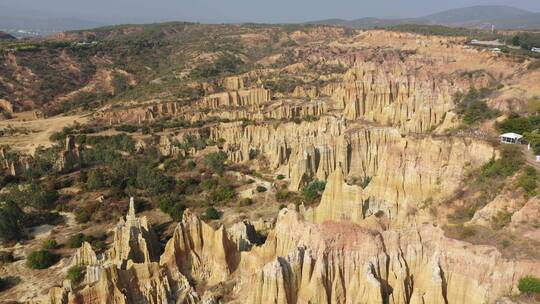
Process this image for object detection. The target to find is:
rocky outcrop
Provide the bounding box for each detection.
[233,208,540,304]
[328,61,456,133]
[107,198,160,264]
[45,198,186,304]
[212,119,494,223]
[0,147,32,176]
[160,209,240,285]
[0,98,13,114]
[43,204,540,304]
[201,87,271,109]
[55,136,81,173]
[305,166,364,224]
[223,76,245,91]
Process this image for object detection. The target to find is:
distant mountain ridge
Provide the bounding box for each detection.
[307,5,540,29]
[0,31,16,40]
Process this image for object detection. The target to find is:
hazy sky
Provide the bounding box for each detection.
[2,0,540,23]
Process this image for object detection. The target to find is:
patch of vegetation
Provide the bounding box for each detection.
[360,176,372,189]
[508,32,540,51]
[208,185,236,204]
[115,124,139,133]
[26,250,57,269]
[190,54,245,79]
[1,183,59,211]
[518,276,540,295]
[302,181,326,204]
[256,185,267,193]
[455,87,500,125]
[239,198,254,207]
[449,145,524,222]
[480,146,523,180]
[205,207,222,220]
[264,77,303,94]
[0,251,14,264]
[86,169,107,190]
[158,194,186,222]
[528,60,540,70]
[388,24,498,39]
[41,239,58,250]
[0,201,25,244]
[516,166,538,197]
[275,190,291,202]
[66,233,93,249]
[491,210,513,230]
[67,265,86,285]
[205,151,228,175]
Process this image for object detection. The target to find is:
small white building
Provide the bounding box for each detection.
[532,47,540,53]
[500,133,523,144]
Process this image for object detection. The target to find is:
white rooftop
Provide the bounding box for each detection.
[500,133,523,139]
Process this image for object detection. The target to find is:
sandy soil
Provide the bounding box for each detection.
[0,113,89,154]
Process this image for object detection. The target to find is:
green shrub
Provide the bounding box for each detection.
[0,201,25,243]
[3,183,59,211]
[42,239,57,250]
[66,233,92,248]
[0,277,10,292]
[136,165,175,196]
[479,146,523,180]
[360,176,372,189]
[491,210,512,230]
[0,251,14,264]
[26,250,57,269]
[205,207,222,220]
[205,152,228,174]
[74,207,91,224]
[518,276,540,294]
[239,198,254,207]
[276,174,285,180]
[278,204,287,210]
[275,190,291,202]
[209,185,236,204]
[455,88,500,125]
[517,166,538,196]
[302,181,326,203]
[256,186,267,193]
[114,124,139,133]
[496,113,540,135]
[67,265,86,284]
[86,169,106,190]
[158,194,186,222]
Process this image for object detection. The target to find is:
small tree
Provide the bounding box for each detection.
[205,207,221,220]
[239,198,254,206]
[67,233,92,249]
[67,265,86,284]
[0,201,24,244]
[26,250,56,269]
[86,169,106,190]
[42,239,57,250]
[256,186,267,193]
[205,152,228,174]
